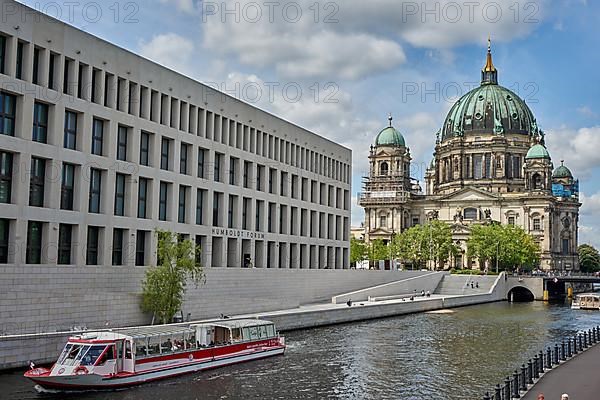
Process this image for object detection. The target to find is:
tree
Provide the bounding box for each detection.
[368,239,389,268]
[350,237,368,267]
[141,230,205,324]
[393,221,457,270]
[467,224,540,271]
[579,244,600,272]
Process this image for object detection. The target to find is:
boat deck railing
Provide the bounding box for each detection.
[482,326,600,400]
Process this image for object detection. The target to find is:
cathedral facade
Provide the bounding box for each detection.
[359,43,581,271]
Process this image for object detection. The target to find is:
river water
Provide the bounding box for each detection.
[2,301,600,400]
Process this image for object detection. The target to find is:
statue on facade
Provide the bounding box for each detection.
[453,209,463,223]
[484,209,492,219]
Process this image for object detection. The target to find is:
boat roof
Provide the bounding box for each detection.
[68,319,274,341]
[193,319,274,329]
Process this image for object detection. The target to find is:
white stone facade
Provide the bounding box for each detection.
[0,0,351,272]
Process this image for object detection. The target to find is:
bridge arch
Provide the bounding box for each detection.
[507,286,535,302]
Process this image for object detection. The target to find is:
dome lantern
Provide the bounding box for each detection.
[481,36,498,85]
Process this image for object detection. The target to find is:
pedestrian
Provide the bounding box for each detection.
[470,282,474,289]
[561,394,569,400]
[476,282,479,288]
[346,299,352,307]
[536,394,544,400]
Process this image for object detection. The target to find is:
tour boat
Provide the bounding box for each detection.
[24,319,285,391]
[572,293,600,310]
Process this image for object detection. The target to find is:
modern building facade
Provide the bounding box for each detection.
[359,41,581,271]
[0,0,351,271]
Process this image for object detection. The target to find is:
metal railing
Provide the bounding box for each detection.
[482,326,600,400]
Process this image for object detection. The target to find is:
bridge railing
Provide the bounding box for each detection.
[513,271,600,279]
[482,326,600,400]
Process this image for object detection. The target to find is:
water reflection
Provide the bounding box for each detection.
[2,302,600,400]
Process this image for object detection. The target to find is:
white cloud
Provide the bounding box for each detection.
[577,106,598,118]
[138,33,195,75]
[545,125,600,177]
[199,0,544,81]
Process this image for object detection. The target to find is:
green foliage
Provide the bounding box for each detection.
[141,230,205,324]
[368,239,389,264]
[578,244,600,272]
[392,221,457,270]
[467,224,540,271]
[350,237,368,265]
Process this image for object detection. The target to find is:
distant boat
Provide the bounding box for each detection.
[572,293,600,310]
[25,319,285,391]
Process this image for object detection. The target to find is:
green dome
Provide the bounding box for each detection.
[526,144,551,160]
[442,83,537,141]
[553,164,573,179]
[375,126,405,147]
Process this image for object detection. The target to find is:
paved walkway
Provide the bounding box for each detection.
[522,343,600,400]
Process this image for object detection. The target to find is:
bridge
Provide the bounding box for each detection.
[505,274,599,302]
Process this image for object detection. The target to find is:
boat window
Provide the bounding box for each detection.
[231,328,242,342]
[57,344,74,364]
[242,327,250,340]
[248,326,259,340]
[125,341,132,359]
[259,325,268,339]
[61,344,85,366]
[266,325,275,337]
[147,336,161,355]
[81,345,107,366]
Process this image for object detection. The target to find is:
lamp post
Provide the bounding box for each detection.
[496,242,500,274]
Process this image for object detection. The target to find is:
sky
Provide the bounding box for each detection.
[17,0,600,246]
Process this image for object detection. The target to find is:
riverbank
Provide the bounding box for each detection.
[0,273,506,370]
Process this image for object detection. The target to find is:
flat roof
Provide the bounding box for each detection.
[193,319,274,329]
[110,325,195,340]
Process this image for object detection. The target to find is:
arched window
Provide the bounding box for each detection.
[380,162,389,176]
[464,208,478,220]
[532,173,543,190]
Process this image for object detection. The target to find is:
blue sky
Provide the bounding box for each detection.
[18,0,600,246]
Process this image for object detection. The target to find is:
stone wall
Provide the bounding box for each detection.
[0,266,417,336]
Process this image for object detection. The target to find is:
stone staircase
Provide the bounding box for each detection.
[434,274,499,295]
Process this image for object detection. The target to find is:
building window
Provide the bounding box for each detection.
[213,192,221,227]
[228,195,235,228]
[267,203,274,233]
[159,182,169,221]
[533,218,541,231]
[160,138,170,170]
[137,178,148,218]
[86,226,100,265]
[178,186,187,223]
[117,125,128,161]
[380,215,387,228]
[112,228,124,266]
[91,118,104,155]
[196,189,205,225]
[269,168,276,194]
[64,111,78,150]
[136,231,147,266]
[508,216,515,226]
[89,168,102,213]
[197,148,206,178]
[26,221,43,264]
[256,165,264,191]
[0,152,13,203]
[0,35,6,74]
[464,208,478,220]
[114,173,126,216]
[29,157,45,207]
[0,92,16,136]
[32,47,40,85]
[15,42,23,80]
[242,197,250,230]
[180,143,189,175]
[256,200,263,232]
[140,131,150,166]
[214,153,222,182]
[229,157,237,185]
[48,53,56,90]
[0,219,9,263]
[243,161,250,188]
[60,163,75,210]
[57,224,72,265]
[380,162,389,176]
[562,239,570,256]
[32,102,49,143]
